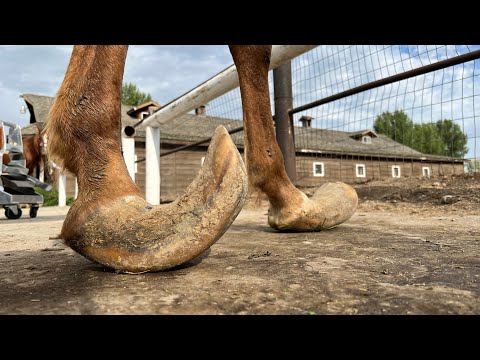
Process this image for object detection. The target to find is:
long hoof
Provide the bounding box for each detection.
[268,182,358,231]
[66,126,248,273]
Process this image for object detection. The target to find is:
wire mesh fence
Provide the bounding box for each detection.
[159,45,480,198]
[290,45,480,186]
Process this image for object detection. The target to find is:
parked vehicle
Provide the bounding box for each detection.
[0,121,51,219]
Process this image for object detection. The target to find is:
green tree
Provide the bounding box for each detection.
[374,111,469,158]
[435,119,468,158]
[412,123,444,155]
[373,110,414,147]
[122,82,152,106]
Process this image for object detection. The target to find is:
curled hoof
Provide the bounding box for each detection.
[268,182,358,231]
[65,126,248,273]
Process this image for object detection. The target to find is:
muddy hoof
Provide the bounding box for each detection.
[65,126,248,273]
[268,182,358,231]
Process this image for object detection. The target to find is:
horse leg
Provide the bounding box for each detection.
[229,45,358,231]
[46,45,247,273]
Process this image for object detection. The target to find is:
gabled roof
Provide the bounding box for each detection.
[158,114,417,157]
[126,101,161,117]
[21,94,55,125]
[21,93,138,132]
[349,129,378,139]
[158,115,462,161]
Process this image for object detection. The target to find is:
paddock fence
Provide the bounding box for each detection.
[120,45,480,204]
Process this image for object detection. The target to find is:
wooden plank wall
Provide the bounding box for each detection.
[296,156,464,187]
[62,142,465,200]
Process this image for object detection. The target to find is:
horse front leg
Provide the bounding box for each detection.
[46,45,247,273]
[229,45,358,231]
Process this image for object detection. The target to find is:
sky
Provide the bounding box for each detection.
[1,45,479,159]
[0,45,233,127]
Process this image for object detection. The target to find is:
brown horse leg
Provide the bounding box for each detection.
[229,45,358,231]
[46,45,247,273]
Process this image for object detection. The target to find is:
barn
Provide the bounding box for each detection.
[20,94,465,202]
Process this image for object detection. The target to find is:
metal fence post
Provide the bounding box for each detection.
[273,61,297,185]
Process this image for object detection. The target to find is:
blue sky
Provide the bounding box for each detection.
[1,45,478,159]
[207,45,480,159]
[0,45,233,127]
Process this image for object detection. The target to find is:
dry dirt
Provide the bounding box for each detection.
[0,173,479,314]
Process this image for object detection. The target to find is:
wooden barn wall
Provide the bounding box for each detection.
[62,141,464,200]
[295,155,464,187]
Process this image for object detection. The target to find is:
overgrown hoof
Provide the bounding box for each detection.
[268,182,358,231]
[64,126,248,273]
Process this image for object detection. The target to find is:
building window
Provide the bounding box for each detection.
[201,156,205,165]
[312,162,325,177]
[422,166,431,177]
[392,165,401,178]
[356,164,366,177]
[362,136,372,144]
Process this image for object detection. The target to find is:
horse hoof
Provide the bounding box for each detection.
[268,182,358,231]
[65,126,248,273]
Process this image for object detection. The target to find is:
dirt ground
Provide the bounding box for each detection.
[0,173,479,314]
